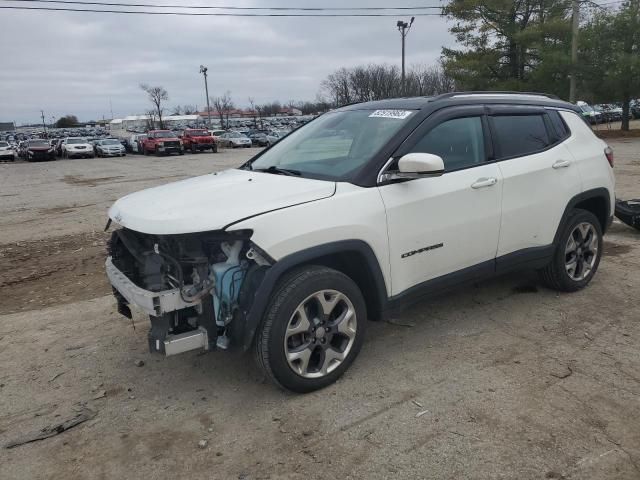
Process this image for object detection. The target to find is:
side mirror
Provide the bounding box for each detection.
[380,153,445,182]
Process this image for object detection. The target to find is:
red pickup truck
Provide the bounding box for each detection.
[180,128,217,153]
[142,130,184,156]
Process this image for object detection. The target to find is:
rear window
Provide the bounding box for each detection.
[491,115,550,158]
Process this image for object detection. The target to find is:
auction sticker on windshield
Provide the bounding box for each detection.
[368,110,413,119]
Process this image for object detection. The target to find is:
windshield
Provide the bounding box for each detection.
[102,139,121,145]
[152,131,173,138]
[67,138,87,144]
[188,130,208,136]
[580,105,595,113]
[30,140,50,147]
[0,142,8,147]
[248,109,415,181]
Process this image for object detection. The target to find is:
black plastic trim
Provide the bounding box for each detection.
[495,245,555,274]
[385,260,494,313]
[553,188,612,240]
[240,239,388,350]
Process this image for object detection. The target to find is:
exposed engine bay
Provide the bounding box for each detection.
[106,228,271,355]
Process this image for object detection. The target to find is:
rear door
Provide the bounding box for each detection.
[489,106,583,259]
[377,106,503,296]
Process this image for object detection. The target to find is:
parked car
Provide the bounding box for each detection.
[62,137,94,159]
[105,92,615,392]
[218,132,252,148]
[594,104,623,122]
[0,141,15,161]
[630,100,640,120]
[576,101,603,124]
[128,134,147,153]
[141,130,184,156]
[24,138,56,161]
[96,138,127,157]
[180,128,217,153]
[249,132,278,147]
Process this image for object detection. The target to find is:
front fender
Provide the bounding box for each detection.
[235,240,388,351]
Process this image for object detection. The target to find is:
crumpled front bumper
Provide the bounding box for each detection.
[105,256,199,317]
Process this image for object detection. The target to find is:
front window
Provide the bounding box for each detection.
[188,130,208,136]
[30,140,50,147]
[247,109,415,181]
[409,117,485,171]
[0,141,8,147]
[102,139,121,145]
[66,138,87,144]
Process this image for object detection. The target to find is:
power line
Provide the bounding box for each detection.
[0,5,445,16]
[1,0,445,11]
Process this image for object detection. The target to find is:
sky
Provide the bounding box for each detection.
[0,1,455,124]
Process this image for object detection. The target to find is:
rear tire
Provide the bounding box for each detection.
[255,266,366,393]
[539,209,603,292]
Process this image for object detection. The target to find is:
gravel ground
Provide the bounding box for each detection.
[0,142,639,479]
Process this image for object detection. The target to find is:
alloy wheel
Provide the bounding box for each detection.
[565,222,599,281]
[284,290,357,378]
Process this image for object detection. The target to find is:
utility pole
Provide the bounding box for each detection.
[569,0,579,103]
[40,110,47,136]
[397,17,415,96]
[199,65,212,126]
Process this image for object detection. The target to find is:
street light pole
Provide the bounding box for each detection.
[199,65,212,127]
[569,0,579,103]
[40,110,47,136]
[397,17,415,96]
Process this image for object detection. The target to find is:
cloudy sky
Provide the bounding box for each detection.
[0,1,454,124]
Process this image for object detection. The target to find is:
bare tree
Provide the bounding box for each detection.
[145,110,157,130]
[140,83,168,129]
[320,63,453,107]
[171,105,183,115]
[211,91,234,129]
[183,104,196,115]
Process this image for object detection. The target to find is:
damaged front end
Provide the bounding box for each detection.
[106,228,271,355]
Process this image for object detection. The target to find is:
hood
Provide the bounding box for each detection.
[109,169,336,235]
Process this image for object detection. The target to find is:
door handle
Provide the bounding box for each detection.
[471,177,498,189]
[552,159,571,169]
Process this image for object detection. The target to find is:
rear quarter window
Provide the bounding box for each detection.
[547,110,570,141]
[491,114,551,159]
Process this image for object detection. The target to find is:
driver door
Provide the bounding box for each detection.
[377,106,502,296]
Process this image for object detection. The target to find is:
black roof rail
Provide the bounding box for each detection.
[432,91,561,101]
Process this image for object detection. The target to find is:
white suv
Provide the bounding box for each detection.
[106,92,615,392]
[62,137,95,159]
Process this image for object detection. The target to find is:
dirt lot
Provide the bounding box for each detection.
[1,143,639,479]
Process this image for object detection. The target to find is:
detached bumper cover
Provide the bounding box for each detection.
[105,256,199,316]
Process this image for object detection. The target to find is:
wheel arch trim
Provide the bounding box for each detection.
[240,239,388,351]
[553,188,611,245]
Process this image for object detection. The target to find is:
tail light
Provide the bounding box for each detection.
[604,146,614,167]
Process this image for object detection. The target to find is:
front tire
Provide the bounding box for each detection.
[539,209,603,292]
[255,266,366,393]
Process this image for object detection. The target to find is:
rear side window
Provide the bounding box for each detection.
[547,110,570,140]
[491,114,550,158]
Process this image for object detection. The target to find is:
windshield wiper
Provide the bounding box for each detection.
[253,166,301,176]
